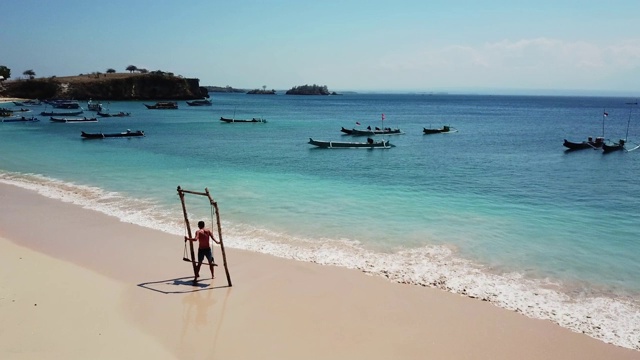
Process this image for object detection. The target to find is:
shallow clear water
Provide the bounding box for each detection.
[1,94,639,349]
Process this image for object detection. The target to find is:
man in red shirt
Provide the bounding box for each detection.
[185,221,220,279]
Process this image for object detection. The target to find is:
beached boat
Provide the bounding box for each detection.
[308,137,394,149]
[97,111,131,117]
[220,117,267,123]
[144,101,178,109]
[423,125,455,134]
[1,116,39,123]
[186,99,212,106]
[41,110,84,116]
[50,116,98,123]
[563,137,604,150]
[81,129,144,139]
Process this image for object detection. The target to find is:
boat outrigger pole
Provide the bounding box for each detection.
[177,186,233,287]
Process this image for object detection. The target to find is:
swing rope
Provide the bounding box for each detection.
[182,216,191,262]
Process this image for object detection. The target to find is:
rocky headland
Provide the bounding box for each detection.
[1,73,208,100]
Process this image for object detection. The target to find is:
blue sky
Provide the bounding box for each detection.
[2,0,639,94]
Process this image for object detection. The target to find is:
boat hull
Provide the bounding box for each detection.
[349,128,403,136]
[41,111,84,116]
[81,130,144,139]
[50,117,98,123]
[423,126,452,134]
[602,140,625,153]
[308,138,393,149]
[186,100,212,106]
[220,117,266,123]
[144,102,178,109]
[563,137,604,150]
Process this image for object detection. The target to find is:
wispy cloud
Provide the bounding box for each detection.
[370,38,640,91]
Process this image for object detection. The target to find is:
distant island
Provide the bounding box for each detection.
[204,85,245,93]
[247,86,276,95]
[286,84,338,95]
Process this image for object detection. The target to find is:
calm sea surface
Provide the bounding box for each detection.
[1,93,639,349]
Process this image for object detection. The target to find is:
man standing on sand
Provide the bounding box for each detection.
[185,221,220,279]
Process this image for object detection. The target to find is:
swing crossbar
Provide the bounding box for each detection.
[179,189,209,196]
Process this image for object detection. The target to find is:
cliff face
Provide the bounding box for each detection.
[2,74,208,100]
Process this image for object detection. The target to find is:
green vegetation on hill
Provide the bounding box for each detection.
[204,85,245,93]
[247,88,276,95]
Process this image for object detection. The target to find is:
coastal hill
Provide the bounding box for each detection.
[1,72,208,100]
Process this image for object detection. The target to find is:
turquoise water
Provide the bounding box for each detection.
[1,94,639,349]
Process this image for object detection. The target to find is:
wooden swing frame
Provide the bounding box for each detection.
[177,186,232,287]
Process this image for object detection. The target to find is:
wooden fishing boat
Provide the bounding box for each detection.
[1,116,39,123]
[52,100,81,109]
[602,101,639,153]
[97,111,131,117]
[563,137,604,150]
[50,116,98,123]
[423,125,455,134]
[81,129,144,139]
[340,127,355,134]
[144,101,178,109]
[349,127,403,136]
[186,99,212,106]
[308,138,394,149]
[602,139,625,153]
[41,110,84,116]
[86,99,102,111]
[220,117,267,123]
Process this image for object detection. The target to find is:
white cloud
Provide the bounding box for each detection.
[367,38,640,91]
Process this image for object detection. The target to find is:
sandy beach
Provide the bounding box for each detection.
[0,97,27,104]
[1,182,638,360]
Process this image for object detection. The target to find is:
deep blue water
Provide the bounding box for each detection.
[1,93,639,349]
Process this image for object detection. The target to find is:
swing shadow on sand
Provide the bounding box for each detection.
[137,276,230,294]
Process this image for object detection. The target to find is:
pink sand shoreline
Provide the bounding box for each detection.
[1,182,638,359]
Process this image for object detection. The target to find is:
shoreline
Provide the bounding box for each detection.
[1,182,638,359]
[1,171,639,350]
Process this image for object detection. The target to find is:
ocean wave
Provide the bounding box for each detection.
[1,170,638,350]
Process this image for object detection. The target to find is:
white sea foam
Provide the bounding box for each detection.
[1,171,638,350]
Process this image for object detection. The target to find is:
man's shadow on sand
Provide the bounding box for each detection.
[137,276,230,294]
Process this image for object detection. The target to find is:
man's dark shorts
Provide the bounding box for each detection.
[198,248,214,263]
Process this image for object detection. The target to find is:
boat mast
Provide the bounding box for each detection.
[625,100,637,142]
[602,108,606,138]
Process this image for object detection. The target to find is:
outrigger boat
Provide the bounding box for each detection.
[41,110,84,116]
[423,125,456,134]
[343,126,404,136]
[186,99,212,106]
[144,101,178,109]
[1,116,39,123]
[50,116,98,123]
[563,137,604,150]
[602,100,639,153]
[81,129,144,139]
[308,137,394,149]
[97,111,131,117]
[220,117,267,123]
